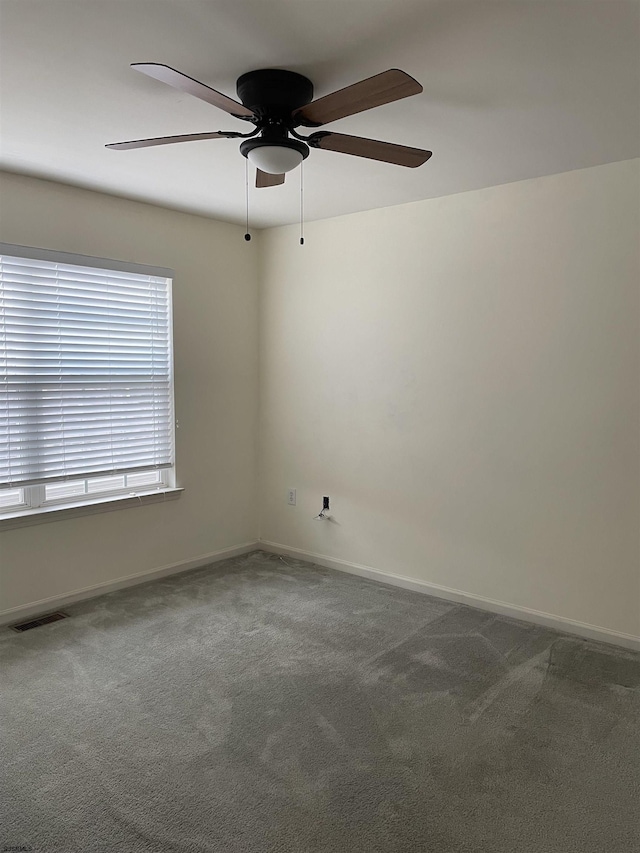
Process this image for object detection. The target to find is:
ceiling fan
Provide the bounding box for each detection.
[106,64,432,186]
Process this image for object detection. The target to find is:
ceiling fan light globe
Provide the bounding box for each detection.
[247,145,304,174]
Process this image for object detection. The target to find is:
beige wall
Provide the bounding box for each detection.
[0,172,259,614]
[2,162,639,640]
[258,160,640,639]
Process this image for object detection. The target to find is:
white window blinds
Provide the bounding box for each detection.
[0,244,174,489]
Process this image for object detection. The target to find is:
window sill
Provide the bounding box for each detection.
[0,487,184,531]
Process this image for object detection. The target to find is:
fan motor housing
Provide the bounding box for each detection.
[236,69,314,119]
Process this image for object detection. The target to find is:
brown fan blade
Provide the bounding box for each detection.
[106,131,232,150]
[309,131,432,168]
[132,63,255,120]
[293,69,422,128]
[256,170,286,188]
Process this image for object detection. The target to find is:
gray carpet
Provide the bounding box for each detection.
[2,550,639,853]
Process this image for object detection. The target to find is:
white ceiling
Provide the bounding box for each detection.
[1,0,638,228]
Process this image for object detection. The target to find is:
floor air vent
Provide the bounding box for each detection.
[10,612,69,632]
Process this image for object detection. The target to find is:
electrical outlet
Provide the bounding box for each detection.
[287,488,297,506]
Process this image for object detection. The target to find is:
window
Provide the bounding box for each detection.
[0,243,176,519]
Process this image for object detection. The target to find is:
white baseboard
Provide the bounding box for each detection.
[0,541,260,626]
[260,540,640,652]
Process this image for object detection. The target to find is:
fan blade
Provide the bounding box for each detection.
[293,69,422,127]
[308,131,431,168]
[256,170,285,188]
[106,131,231,150]
[132,63,255,120]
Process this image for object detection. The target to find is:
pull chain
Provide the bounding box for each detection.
[299,160,305,246]
[244,158,251,241]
